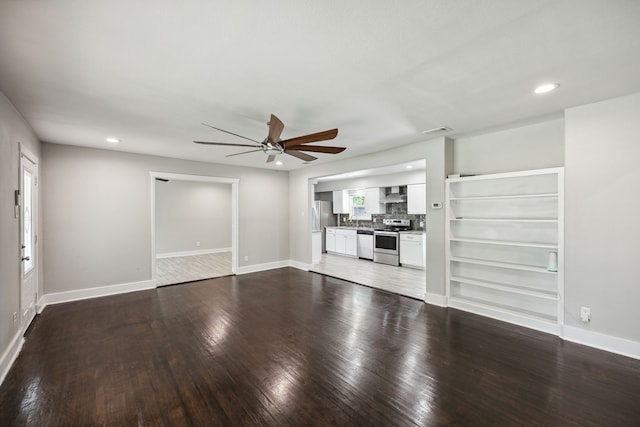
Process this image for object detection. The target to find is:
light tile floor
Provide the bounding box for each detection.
[156,252,232,286]
[310,253,426,299]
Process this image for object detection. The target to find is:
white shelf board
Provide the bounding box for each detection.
[446,167,564,183]
[448,297,560,335]
[450,275,557,300]
[449,256,555,274]
[449,296,556,321]
[450,237,558,249]
[449,193,558,201]
[450,218,558,223]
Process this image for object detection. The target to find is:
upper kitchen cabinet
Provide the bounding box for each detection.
[332,190,349,214]
[407,183,426,214]
[364,187,385,215]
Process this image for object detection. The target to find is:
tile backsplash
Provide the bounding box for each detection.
[337,202,425,231]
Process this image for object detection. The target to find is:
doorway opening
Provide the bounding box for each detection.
[308,159,427,300]
[19,144,39,333]
[150,172,239,286]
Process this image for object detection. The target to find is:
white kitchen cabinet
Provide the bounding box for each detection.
[344,230,357,257]
[325,228,336,252]
[332,190,349,214]
[400,233,426,269]
[407,183,426,214]
[335,230,346,253]
[446,168,564,335]
[364,187,385,215]
[327,227,357,257]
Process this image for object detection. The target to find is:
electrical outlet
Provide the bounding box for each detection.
[580,306,591,323]
[244,255,249,262]
[196,241,201,247]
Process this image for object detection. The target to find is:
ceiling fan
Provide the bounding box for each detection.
[194,114,345,163]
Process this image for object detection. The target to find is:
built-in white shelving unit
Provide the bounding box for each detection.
[445,168,564,334]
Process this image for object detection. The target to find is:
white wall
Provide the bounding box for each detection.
[314,169,426,192]
[155,180,231,255]
[0,91,42,377]
[565,92,640,344]
[42,143,289,294]
[454,117,564,175]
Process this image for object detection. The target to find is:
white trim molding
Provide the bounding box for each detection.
[149,171,240,280]
[236,260,290,275]
[424,292,447,307]
[0,331,24,386]
[37,279,156,312]
[156,247,232,259]
[289,260,312,272]
[563,326,640,360]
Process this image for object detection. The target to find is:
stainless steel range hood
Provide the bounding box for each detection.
[383,186,407,203]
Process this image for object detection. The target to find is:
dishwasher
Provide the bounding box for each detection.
[356,229,374,260]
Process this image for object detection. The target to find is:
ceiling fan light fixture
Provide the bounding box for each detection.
[534,83,559,94]
[195,114,344,164]
[262,142,283,156]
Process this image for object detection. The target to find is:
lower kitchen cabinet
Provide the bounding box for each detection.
[326,228,357,257]
[400,233,426,269]
[325,228,336,252]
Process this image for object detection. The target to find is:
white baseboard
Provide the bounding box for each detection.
[38,279,157,311]
[156,247,231,259]
[289,260,311,271]
[563,325,640,360]
[424,292,447,307]
[0,331,24,386]
[236,260,290,275]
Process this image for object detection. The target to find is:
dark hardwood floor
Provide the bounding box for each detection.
[1,268,639,426]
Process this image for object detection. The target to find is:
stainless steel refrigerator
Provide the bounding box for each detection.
[312,200,336,252]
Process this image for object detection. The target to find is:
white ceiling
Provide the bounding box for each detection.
[1,0,639,171]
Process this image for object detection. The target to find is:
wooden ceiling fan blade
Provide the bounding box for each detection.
[285,150,317,162]
[194,141,260,148]
[266,155,276,163]
[281,128,338,148]
[202,123,261,143]
[268,114,285,144]
[286,145,345,154]
[225,149,263,158]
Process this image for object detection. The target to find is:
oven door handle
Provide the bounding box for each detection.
[374,231,398,237]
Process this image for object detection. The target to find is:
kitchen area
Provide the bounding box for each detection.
[310,163,427,300]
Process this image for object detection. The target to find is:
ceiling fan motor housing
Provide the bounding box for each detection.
[262,140,283,156]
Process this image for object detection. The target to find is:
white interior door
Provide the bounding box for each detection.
[20,147,38,331]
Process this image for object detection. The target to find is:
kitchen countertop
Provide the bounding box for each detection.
[327,226,374,231]
[327,226,425,234]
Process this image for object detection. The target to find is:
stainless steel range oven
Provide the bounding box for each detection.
[373,219,410,266]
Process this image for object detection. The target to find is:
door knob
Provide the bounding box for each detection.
[22,256,30,262]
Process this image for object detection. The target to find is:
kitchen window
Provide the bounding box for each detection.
[349,190,370,220]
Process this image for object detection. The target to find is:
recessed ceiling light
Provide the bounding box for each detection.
[534,83,559,94]
[406,165,413,169]
[105,137,121,144]
[275,161,283,166]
